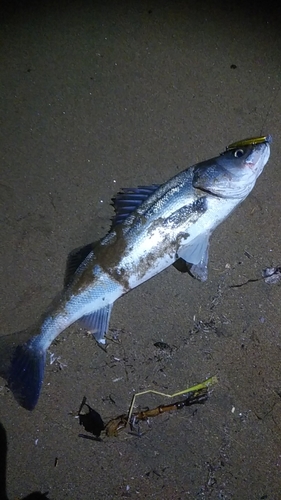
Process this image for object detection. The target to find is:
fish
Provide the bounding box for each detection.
[0,135,271,410]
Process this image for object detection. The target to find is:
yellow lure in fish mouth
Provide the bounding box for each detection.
[226,135,272,150]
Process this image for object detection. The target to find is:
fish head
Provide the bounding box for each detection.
[192,135,271,200]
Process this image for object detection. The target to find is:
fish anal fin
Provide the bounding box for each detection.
[79,303,113,344]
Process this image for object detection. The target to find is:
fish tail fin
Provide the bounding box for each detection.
[8,340,46,411]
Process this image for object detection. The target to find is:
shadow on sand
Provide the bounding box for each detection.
[0,421,50,500]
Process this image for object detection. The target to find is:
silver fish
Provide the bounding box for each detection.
[1,135,271,410]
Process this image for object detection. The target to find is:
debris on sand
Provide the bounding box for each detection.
[77,376,217,438]
[262,266,281,284]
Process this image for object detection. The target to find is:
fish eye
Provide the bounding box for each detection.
[234,149,244,158]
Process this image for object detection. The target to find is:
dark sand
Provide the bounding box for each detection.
[1,1,281,498]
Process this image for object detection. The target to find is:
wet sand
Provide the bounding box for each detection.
[1,1,281,498]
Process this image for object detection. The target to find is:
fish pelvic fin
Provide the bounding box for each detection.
[174,233,210,282]
[8,340,46,411]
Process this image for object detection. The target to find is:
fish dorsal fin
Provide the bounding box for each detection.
[111,184,160,226]
[64,242,96,287]
[64,185,160,284]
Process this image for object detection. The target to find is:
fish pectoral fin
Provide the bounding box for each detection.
[175,233,210,282]
[111,184,160,226]
[78,303,113,344]
[64,242,97,287]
